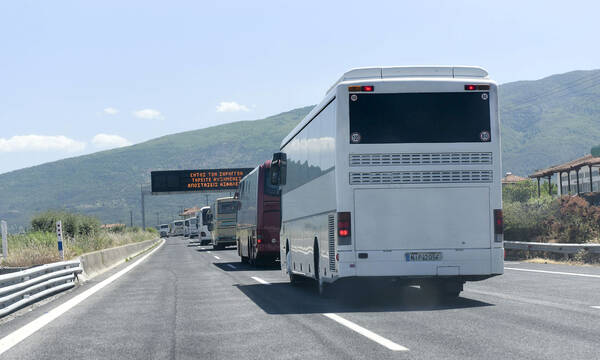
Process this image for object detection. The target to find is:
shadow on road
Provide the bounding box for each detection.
[213,262,281,272]
[236,281,493,315]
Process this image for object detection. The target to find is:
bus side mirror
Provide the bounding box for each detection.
[271,152,287,186]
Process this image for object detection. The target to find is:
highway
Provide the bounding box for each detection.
[1,237,599,359]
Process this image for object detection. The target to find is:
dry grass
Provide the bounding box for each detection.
[1,230,156,267]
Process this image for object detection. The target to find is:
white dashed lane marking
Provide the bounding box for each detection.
[323,313,409,351]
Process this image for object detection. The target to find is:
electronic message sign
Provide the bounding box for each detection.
[151,168,253,194]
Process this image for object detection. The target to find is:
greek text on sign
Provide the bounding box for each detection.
[151,168,253,193]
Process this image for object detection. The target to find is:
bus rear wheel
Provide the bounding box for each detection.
[421,280,463,300]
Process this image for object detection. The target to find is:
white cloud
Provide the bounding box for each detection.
[103,107,119,115]
[0,135,86,153]
[216,101,250,113]
[91,134,132,149]
[133,109,162,119]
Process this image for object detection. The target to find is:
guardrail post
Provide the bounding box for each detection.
[56,220,64,260]
[1,220,7,259]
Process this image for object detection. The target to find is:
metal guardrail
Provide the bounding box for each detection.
[0,260,82,317]
[504,241,600,254]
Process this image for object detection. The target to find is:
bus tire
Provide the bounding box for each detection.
[421,280,462,300]
[314,240,324,295]
[286,241,299,285]
[248,240,254,265]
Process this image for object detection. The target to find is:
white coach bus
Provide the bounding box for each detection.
[270,66,503,298]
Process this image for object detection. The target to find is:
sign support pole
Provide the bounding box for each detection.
[1,220,7,259]
[56,220,64,260]
[141,185,146,230]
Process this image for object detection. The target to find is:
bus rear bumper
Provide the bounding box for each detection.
[332,248,503,282]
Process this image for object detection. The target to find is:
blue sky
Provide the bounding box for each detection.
[1,0,599,174]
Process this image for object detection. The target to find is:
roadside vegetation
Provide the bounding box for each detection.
[1,211,157,268]
[503,181,600,263]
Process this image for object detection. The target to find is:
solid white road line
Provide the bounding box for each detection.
[0,239,166,356]
[251,276,270,285]
[323,313,409,351]
[226,264,236,269]
[213,255,221,260]
[591,306,600,309]
[505,267,600,278]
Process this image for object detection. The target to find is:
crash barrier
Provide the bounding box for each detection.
[504,240,600,262]
[0,260,81,317]
[504,241,600,254]
[78,238,160,279]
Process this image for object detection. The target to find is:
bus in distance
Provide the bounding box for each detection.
[169,220,184,237]
[208,197,238,250]
[196,206,212,245]
[236,161,281,265]
[188,217,199,238]
[183,219,191,237]
[271,66,503,297]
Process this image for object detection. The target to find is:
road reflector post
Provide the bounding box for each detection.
[56,220,64,260]
[1,220,7,259]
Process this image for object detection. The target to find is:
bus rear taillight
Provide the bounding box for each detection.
[337,212,351,245]
[465,84,490,91]
[494,209,503,242]
[348,85,374,92]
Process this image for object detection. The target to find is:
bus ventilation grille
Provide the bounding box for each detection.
[349,152,492,166]
[350,170,493,185]
[328,214,336,272]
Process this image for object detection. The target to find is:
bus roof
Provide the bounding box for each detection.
[326,65,488,94]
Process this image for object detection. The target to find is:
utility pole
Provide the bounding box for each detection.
[130,210,133,227]
[156,212,159,225]
[141,185,146,229]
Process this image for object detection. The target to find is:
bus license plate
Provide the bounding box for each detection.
[405,252,442,262]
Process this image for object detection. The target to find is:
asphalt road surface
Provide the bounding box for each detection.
[1,237,599,359]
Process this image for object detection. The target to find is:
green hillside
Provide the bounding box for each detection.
[499,69,600,175]
[1,68,600,230]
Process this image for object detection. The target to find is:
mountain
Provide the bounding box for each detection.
[1,69,600,229]
[499,69,600,176]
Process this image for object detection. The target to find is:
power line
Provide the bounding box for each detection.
[506,72,600,111]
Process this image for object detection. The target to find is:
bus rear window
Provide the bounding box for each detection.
[218,202,236,214]
[263,168,280,196]
[349,92,491,144]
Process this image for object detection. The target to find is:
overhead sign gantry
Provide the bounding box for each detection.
[141,168,253,229]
